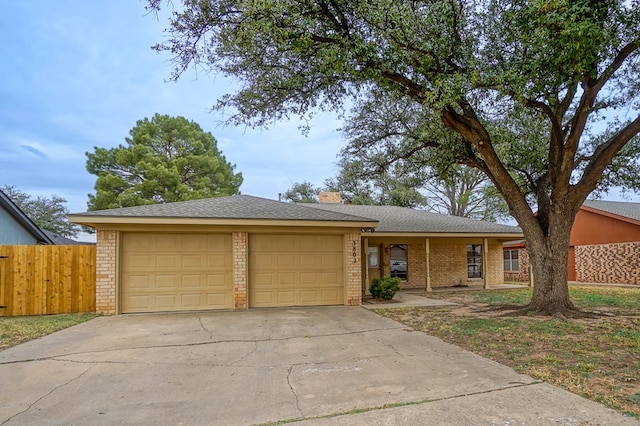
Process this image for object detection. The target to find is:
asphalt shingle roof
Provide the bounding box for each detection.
[583,200,640,222]
[71,194,523,234]
[71,195,376,223]
[305,203,522,234]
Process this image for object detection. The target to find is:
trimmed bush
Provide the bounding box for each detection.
[369,276,401,300]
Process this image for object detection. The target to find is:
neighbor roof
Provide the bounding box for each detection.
[42,230,85,245]
[582,200,640,223]
[69,195,378,227]
[306,203,522,235]
[0,188,54,244]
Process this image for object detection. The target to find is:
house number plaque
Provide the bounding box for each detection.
[352,240,357,263]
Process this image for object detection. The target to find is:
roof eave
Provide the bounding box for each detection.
[364,231,524,239]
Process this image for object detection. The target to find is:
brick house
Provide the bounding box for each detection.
[69,194,522,314]
[504,200,640,285]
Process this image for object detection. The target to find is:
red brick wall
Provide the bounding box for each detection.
[575,242,640,285]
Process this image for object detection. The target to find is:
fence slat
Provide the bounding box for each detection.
[0,245,96,316]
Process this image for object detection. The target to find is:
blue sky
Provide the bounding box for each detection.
[0,1,345,217]
[1,0,639,234]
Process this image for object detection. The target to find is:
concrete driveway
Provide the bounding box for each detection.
[0,307,636,425]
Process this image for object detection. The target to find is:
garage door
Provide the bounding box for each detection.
[121,233,233,313]
[249,234,344,308]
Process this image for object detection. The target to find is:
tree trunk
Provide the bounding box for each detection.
[524,209,576,314]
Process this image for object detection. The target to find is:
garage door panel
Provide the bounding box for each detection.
[181,274,203,288]
[126,295,151,310]
[276,291,296,304]
[299,254,318,267]
[321,254,340,267]
[277,254,296,268]
[126,275,151,289]
[155,275,176,288]
[321,289,340,303]
[125,255,152,269]
[206,273,231,287]
[207,254,230,268]
[252,291,274,305]
[156,255,177,268]
[207,235,229,250]
[249,234,344,308]
[121,233,233,313]
[299,290,318,303]
[280,272,297,285]
[321,272,340,285]
[299,272,319,285]
[156,234,180,250]
[254,253,275,268]
[206,293,229,307]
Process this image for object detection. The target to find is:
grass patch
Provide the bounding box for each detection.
[375,285,640,418]
[0,313,98,351]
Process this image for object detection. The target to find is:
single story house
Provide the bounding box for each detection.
[0,188,54,245]
[69,193,523,314]
[504,200,640,285]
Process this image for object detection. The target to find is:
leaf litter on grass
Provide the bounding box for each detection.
[375,285,640,418]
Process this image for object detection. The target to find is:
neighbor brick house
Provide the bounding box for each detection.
[69,194,522,314]
[504,200,640,285]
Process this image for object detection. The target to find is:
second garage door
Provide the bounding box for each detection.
[121,233,233,313]
[249,234,344,308]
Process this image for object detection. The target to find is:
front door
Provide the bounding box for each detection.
[366,245,382,293]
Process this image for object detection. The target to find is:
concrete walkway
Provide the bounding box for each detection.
[1,307,636,425]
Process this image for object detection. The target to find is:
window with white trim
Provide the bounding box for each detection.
[503,249,519,272]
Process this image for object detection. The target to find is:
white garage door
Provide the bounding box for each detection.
[249,234,344,308]
[120,233,233,313]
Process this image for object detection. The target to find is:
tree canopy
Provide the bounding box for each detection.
[2,185,80,238]
[148,0,640,314]
[86,114,243,210]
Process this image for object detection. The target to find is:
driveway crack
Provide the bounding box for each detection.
[230,341,258,365]
[0,327,406,366]
[198,316,214,339]
[1,364,96,426]
[286,364,304,418]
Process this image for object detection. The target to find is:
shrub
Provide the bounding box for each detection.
[370,276,401,300]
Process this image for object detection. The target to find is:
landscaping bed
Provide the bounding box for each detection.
[374,286,640,418]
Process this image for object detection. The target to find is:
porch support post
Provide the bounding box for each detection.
[483,238,489,289]
[425,238,431,292]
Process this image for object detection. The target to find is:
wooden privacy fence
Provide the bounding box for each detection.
[0,245,96,316]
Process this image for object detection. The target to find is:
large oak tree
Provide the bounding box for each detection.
[148,0,640,314]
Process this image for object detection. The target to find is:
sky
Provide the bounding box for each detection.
[0,1,346,219]
[1,1,639,242]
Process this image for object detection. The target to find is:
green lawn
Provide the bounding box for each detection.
[0,313,98,351]
[375,286,640,418]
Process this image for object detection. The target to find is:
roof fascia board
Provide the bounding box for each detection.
[68,215,378,229]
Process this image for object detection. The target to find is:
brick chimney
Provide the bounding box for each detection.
[318,192,342,204]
